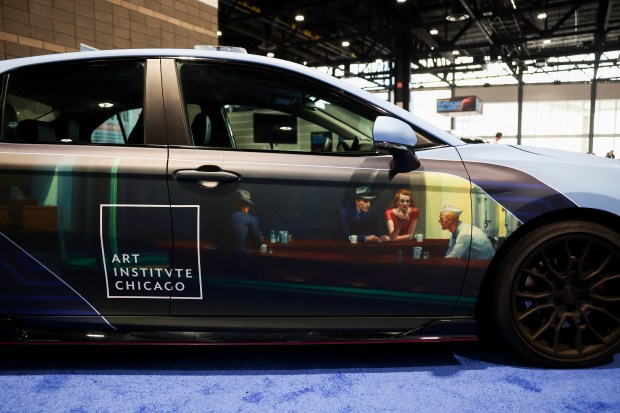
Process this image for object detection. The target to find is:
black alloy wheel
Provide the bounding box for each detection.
[493,220,620,367]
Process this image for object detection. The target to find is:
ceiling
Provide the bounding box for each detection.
[218,0,620,84]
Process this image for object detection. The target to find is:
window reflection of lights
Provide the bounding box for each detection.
[267,52,275,58]
[452,50,460,55]
[315,99,327,109]
[279,126,292,131]
[87,333,105,338]
[98,102,113,108]
[397,0,406,3]
[543,39,551,44]
[537,13,547,19]
[510,0,517,9]
[216,30,222,36]
[342,41,350,47]
[295,14,304,22]
[429,28,438,35]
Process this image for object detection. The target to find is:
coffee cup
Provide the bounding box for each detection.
[414,233,424,242]
[349,235,358,244]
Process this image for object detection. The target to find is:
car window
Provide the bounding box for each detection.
[1,61,145,145]
[91,108,143,144]
[177,62,381,153]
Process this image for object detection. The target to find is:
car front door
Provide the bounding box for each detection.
[163,59,476,328]
[0,59,172,331]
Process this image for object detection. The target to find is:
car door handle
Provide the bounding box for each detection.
[173,166,240,186]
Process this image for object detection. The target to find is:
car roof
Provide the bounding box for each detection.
[0,48,464,147]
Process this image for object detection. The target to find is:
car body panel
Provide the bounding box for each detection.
[455,144,620,216]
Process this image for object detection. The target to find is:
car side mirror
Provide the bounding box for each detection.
[373,116,420,175]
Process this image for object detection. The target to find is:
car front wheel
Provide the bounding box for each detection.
[492,220,620,367]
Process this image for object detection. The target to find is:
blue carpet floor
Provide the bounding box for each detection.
[0,342,618,412]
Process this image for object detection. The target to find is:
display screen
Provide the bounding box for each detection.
[253,113,297,144]
[310,131,332,152]
[436,96,483,115]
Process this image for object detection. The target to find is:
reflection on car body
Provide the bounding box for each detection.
[0,49,619,368]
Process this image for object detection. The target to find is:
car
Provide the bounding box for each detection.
[460,137,489,144]
[0,48,619,368]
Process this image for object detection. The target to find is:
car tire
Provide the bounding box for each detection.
[492,220,620,367]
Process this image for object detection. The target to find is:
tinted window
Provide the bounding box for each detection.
[177,62,381,153]
[2,61,145,145]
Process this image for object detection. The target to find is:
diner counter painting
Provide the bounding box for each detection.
[169,169,521,318]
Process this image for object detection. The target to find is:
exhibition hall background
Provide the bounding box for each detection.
[411,83,620,155]
[0,0,618,156]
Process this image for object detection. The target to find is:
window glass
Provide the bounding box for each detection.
[2,61,145,144]
[177,62,384,153]
[91,109,142,144]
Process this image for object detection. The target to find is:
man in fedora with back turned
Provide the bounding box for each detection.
[229,189,264,254]
[340,186,390,243]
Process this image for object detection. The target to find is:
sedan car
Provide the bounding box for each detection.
[0,49,619,368]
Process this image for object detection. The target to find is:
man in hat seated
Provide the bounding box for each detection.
[340,186,389,243]
[229,189,264,254]
[438,203,495,259]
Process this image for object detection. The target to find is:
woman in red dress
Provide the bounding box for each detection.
[385,188,419,241]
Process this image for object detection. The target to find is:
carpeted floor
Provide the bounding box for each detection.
[0,342,618,412]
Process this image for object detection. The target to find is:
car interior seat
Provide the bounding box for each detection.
[3,104,18,140]
[16,119,56,143]
[191,112,212,146]
[127,111,144,144]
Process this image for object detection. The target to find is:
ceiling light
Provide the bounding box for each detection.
[537,12,547,19]
[341,41,350,47]
[295,14,304,22]
[452,50,460,55]
[396,0,407,3]
[429,28,439,35]
[446,1,469,21]
[98,102,113,108]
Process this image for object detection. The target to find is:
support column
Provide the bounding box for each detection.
[394,32,411,110]
[588,78,598,154]
[517,73,524,145]
[450,82,456,132]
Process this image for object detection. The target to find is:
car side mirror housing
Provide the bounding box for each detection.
[373,116,420,175]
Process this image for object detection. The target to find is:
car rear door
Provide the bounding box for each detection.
[0,58,172,331]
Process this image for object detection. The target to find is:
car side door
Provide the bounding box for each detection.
[163,58,475,328]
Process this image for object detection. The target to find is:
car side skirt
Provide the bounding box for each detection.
[1,317,476,344]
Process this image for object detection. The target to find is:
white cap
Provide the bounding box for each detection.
[441,203,463,216]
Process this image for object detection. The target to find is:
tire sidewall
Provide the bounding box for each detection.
[492,220,620,367]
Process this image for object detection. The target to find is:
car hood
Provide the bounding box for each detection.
[455,143,620,216]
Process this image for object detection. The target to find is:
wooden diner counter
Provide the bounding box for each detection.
[252,238,451,265]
